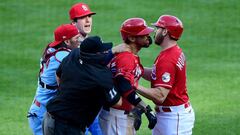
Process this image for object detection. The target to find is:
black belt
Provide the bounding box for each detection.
[39,80,58,90]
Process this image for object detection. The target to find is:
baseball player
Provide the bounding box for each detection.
[69,3,95,43]
[43,36,122,135]
[27,23,125,135]
[136,15,195,135]
[99,18,157,135]
[69,3,103,135]
[27,24,80,135]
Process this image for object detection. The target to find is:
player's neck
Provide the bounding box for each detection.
[78,34,88,43]
[161,39,177,51]
[128,43,140,55]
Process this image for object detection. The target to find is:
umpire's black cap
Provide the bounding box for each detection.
[80,36,113,53]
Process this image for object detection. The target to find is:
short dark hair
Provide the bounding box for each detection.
[55,42,68,49]
[73,15,92,22]
[73,18,78,23]
[169,35,178,41]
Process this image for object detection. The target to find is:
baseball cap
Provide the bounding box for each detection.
[49,24,79,47]
[80,36,112,53]
[69,3,96,20]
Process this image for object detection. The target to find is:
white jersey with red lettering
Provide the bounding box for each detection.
[99,52,143,135]
[151,45,195,135]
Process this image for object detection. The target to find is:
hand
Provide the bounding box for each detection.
[129,107,145,130]
[145,105,157,129]
[111,43,130,54]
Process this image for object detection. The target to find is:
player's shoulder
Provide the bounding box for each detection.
[115,51,136,61]
[55,50,70,62]
[166,45,182,55]
[112,52,137,68]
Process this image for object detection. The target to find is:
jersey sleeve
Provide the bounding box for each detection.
[111,54,136,86]
[151,59,176,89]
[55,51,70,63]
[99,70,121,107]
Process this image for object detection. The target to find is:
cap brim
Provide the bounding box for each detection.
[75,12,96,19]
[99,42,113,52]
[138,27,154,36]
[151,23,157,26]
[151,22,164,28]
[49,40,62,47]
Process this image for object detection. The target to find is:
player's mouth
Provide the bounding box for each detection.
[84,24,91,28]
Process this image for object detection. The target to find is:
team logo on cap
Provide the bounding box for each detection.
[81,5,88,11]
[162,72,170,83]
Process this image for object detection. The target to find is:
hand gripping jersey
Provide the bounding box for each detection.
[109,52,144,111]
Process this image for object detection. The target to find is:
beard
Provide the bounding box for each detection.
[69,40,80,49]
[154,33,165,46]
[136,36,153,48]
[137,41,150,48]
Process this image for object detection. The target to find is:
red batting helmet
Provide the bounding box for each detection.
[69,3,96,20]
[120,18,154,41]
[152,15,183,40]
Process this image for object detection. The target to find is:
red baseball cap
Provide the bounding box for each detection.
[49,24,79,47]
[69,3,96,20]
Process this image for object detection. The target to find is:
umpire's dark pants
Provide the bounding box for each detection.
[42,112,85,135]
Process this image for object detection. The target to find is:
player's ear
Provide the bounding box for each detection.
[71,22,75,25]
[162,29,168,36]
[71,20,77,26]
[64,40,70,46]
[128,36,135,42]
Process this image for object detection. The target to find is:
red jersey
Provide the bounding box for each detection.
[109,52,144,111]
[151,45,189,106]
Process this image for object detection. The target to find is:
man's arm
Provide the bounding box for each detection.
[111,43,131,54]
[142,67,152,81]
[104,86,122,107]
[101,43,128,65]
[137,85,170,104]
[115,76,157,130]
[114,75,142,106]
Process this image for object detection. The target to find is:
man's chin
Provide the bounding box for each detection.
[83,28,91,34]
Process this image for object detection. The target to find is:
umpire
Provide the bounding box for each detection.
[43,36,121,135]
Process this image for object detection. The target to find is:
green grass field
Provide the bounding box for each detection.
[1,0,240,134]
